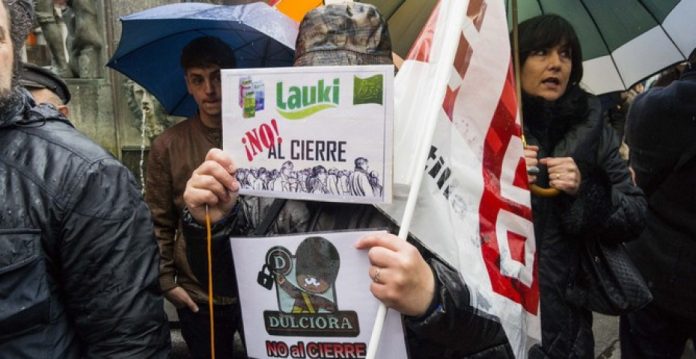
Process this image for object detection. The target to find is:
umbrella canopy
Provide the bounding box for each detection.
[366,0,438,58]
[508,0,696,94]
[107,2,298,117]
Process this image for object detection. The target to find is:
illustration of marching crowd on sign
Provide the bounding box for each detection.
[236,158,384,198]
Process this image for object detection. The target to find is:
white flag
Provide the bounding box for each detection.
[378,0,541,356]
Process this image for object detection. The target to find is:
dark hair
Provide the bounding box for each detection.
[354,157,367,168]
[517,14,584,87]
[311,165,326,177]
[180,36,236,70]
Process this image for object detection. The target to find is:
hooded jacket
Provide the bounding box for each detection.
[183,198,514,358]
[523,90,646,358]
[0,91,170,358]
[625,67,696,321]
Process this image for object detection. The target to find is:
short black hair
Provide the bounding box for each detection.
[517,14,584,86]
[180,36,236,70]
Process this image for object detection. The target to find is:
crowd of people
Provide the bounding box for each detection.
[1,0,694,358]
[237,158,383,198]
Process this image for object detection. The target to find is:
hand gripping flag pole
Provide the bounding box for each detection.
[365,0,469,357]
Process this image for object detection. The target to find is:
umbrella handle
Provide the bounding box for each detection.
[530,184,561,197]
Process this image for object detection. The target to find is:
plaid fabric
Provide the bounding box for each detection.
[294,3,393,66]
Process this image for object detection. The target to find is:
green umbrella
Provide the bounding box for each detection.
[359,0,438,58]
[507,0,696,94]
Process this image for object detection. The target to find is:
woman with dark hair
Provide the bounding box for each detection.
[517,14,647,358]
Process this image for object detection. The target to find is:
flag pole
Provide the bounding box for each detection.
[511,0,560,197]
[365,0,469,357]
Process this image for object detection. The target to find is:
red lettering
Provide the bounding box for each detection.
[266,341,289,358]
[305,342,366,359]
[241,119,284,162]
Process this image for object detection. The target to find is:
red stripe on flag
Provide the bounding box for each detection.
[467,0,488,32]
[442,86,460,122]
[479,64,539,314]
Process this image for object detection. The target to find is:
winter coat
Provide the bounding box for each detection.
[523,91,646,358]
[145,115,236,305]
[0,92,170,358]
[183,198,514,358]
[625,67,696,321]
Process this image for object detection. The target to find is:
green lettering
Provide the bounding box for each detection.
[302,86,317,106]
[333,78,340,104]
[276,82,286,110]
[319,79,331,103]
[288,86,301,109]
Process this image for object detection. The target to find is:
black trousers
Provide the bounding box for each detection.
[178,304,245,359]
[620,303,696,359]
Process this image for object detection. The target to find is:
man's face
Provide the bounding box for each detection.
[0,3,13,95]
[185,65,222,120]
[357,159,368,171]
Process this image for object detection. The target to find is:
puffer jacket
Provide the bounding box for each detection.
[183,198,514,358]
[523,92,646,358]
[0,91,170,358]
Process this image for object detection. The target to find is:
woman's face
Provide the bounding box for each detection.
[521,44,572,101]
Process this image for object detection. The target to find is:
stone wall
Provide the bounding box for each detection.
[53,0,268,179]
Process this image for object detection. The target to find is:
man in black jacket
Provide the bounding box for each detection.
[0,1,170,357]
[621,50,696,358]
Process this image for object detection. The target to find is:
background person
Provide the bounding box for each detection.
[19,61,70,116]
[518,14,646,358]
[0,1,170,357]
[620,49,696,359]
[144,36,243,359]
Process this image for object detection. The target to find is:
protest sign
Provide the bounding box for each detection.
[221,65,393,204]
[230,230,407,359]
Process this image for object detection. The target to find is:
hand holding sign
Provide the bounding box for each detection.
[184,148,240,224]
[355,233,435,317]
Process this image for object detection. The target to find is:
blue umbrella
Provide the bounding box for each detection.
[107,2,298,117]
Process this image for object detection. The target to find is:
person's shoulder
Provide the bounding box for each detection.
[22,116,113,163]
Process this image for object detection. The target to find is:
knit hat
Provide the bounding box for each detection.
[293,3,393,67]
[20,63,71,104]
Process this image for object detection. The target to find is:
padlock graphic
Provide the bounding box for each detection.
[258,246,293,291]
[257,264,274,290]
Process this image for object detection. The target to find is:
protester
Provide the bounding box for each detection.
[620,49,696,358]
[19,62,70,116]
[144,36,242,358]
[0,0,170,357]
[518,14,646,358]
[182,4,513,358]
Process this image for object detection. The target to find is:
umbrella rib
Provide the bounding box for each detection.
[635,0,687,60]
[578,0,627,89]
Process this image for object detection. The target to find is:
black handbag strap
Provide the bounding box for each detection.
[253,198,287,236]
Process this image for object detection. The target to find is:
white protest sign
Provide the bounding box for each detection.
[230,230,407,359]
[222,65,393,204]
